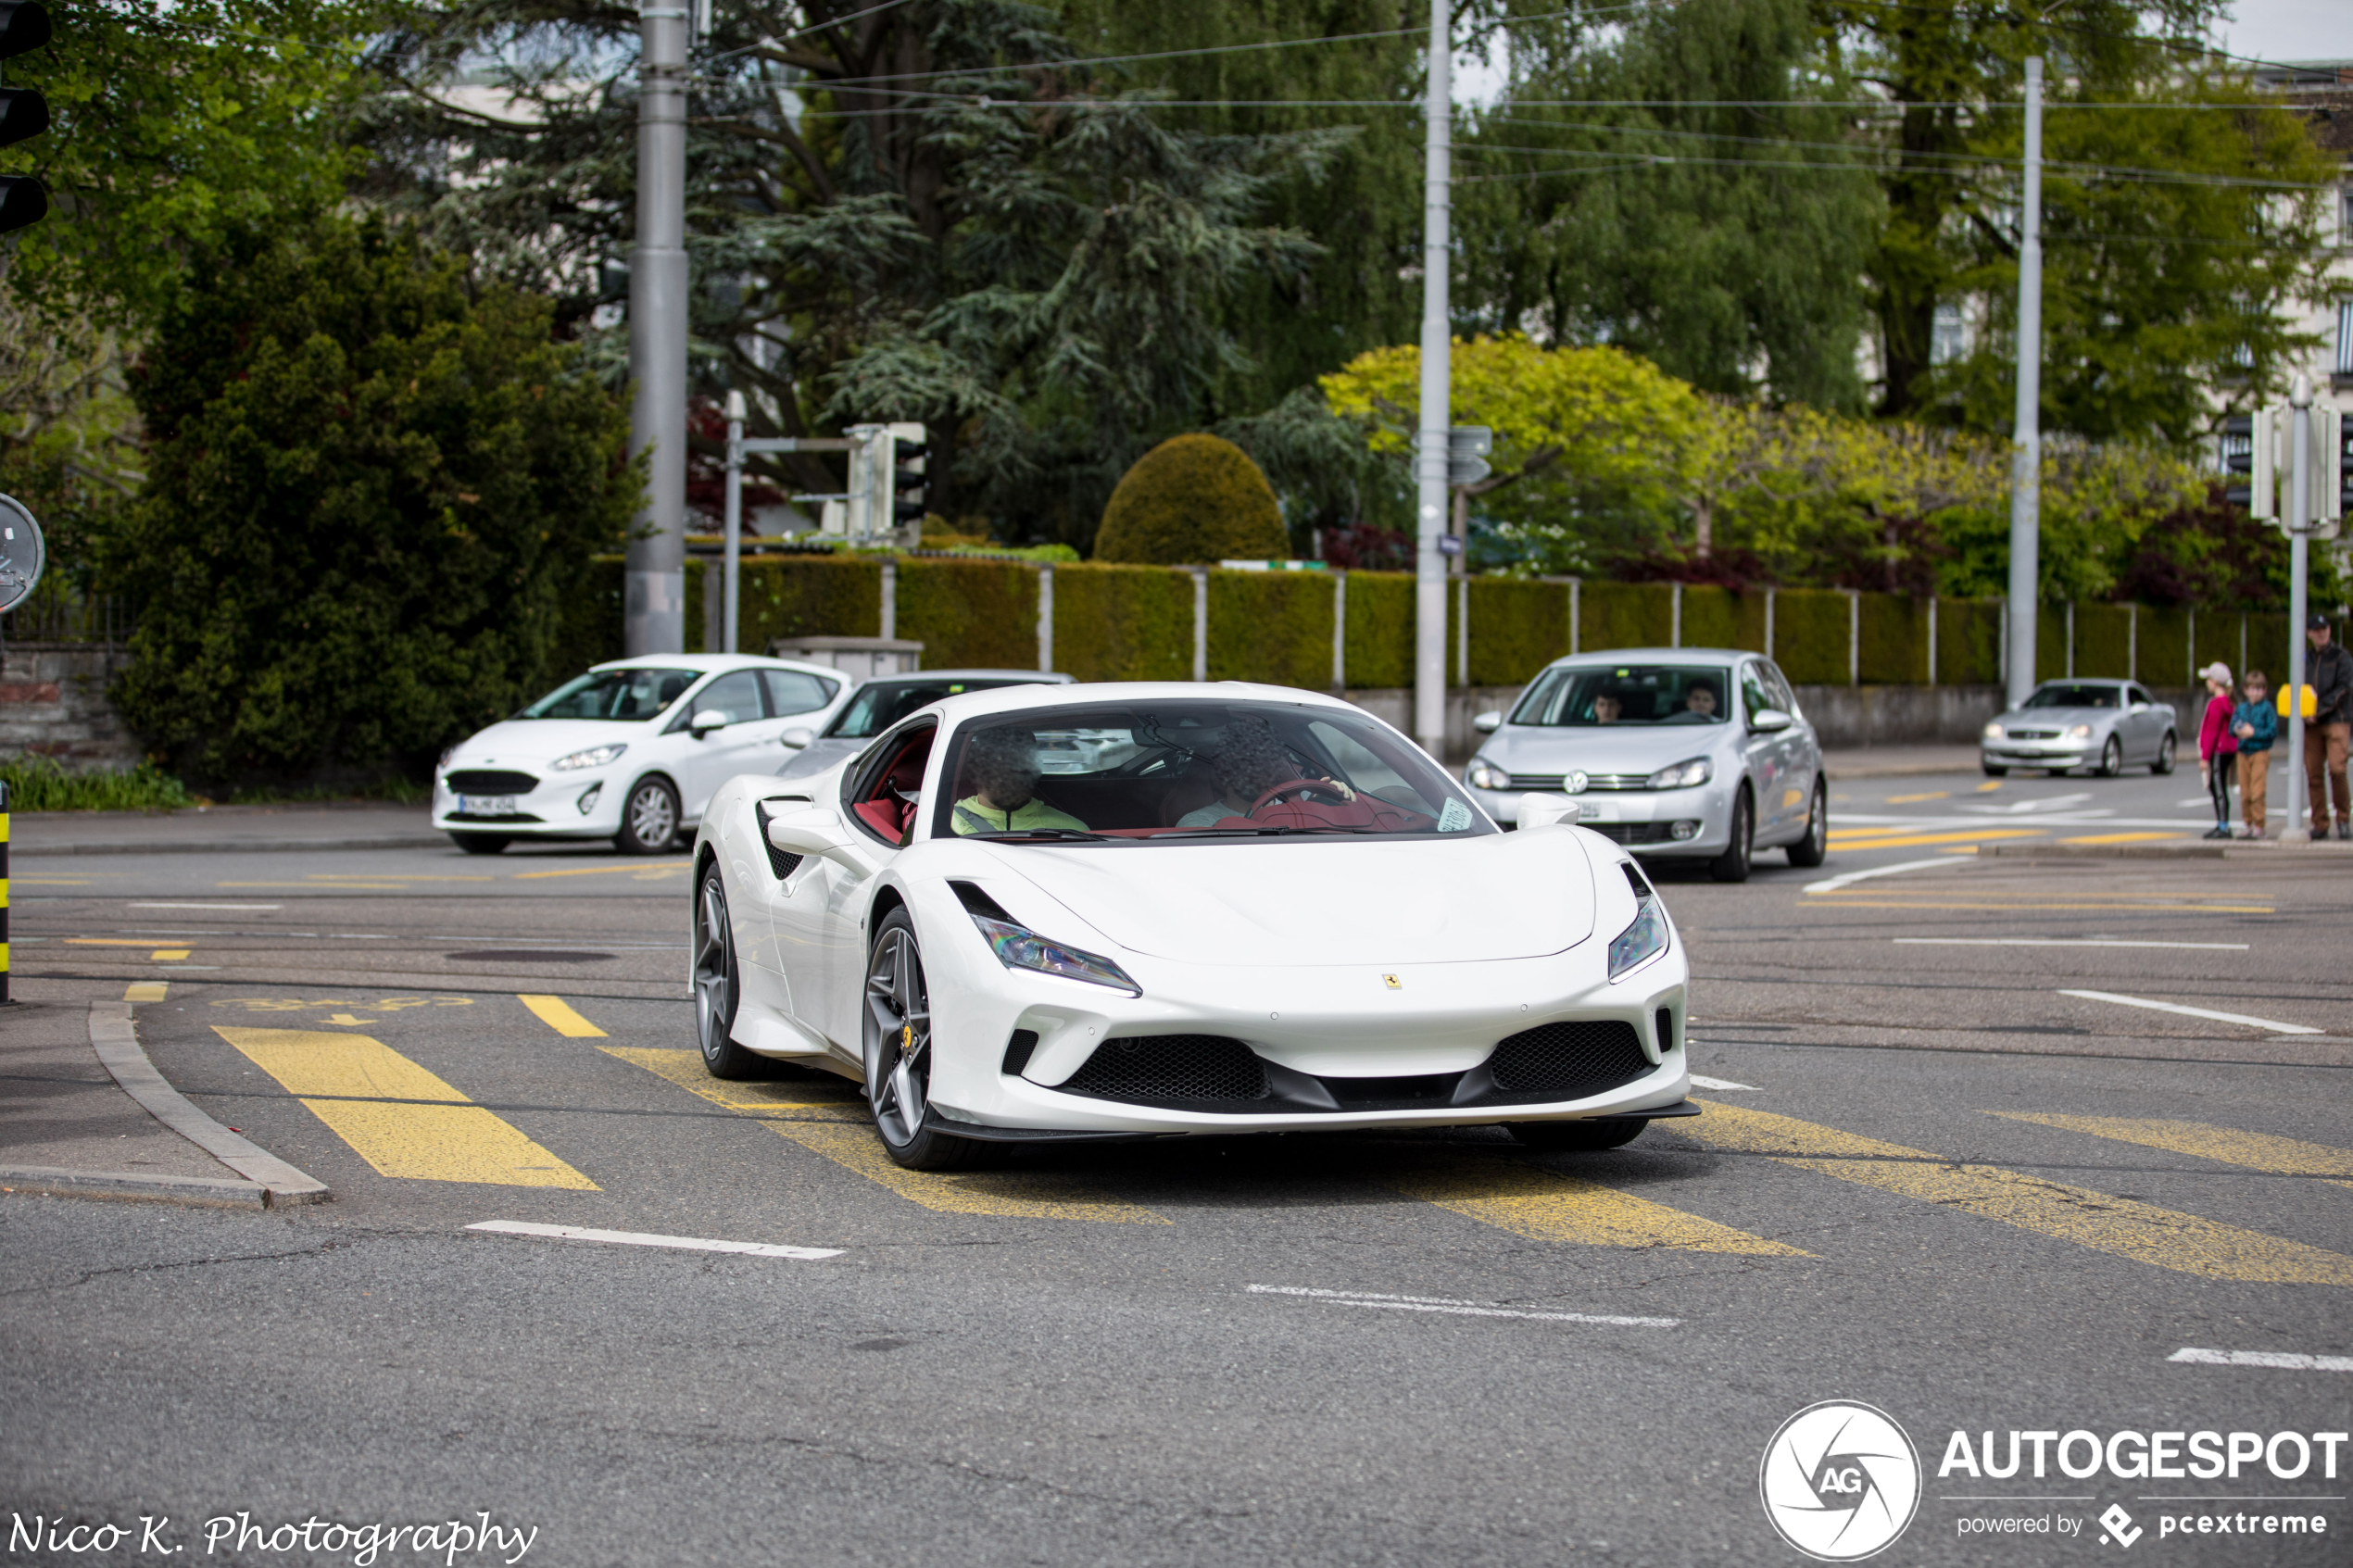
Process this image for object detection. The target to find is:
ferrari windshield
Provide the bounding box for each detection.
[930,701,1491,841]
[1509,664,1731,726]
[521,667,697,721]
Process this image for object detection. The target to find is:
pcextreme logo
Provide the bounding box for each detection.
[1760,1400,1923,1562]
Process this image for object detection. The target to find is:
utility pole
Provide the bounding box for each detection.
[722,390,745,656]
[1412,0,1451,757]
[625,0,690,656]
[2284,375,2314,842]
[2004,56,2044,711]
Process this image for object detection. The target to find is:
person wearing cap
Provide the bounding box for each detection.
[2233,669,2277,838]
[2196,662,2238,839]
[2305,614,2353,838]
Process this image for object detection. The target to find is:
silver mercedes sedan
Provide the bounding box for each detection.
[1980,678,2178,778]
[1460,647,1828,882]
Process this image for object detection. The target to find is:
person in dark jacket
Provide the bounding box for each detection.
[2305,614,2353,838]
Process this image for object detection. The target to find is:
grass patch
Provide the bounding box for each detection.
[222,777,434,807]
[1,756,196,812]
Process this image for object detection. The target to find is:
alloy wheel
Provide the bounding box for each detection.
[627,780,677,850]
[863,926,932,1148]
[694,873,738,1068]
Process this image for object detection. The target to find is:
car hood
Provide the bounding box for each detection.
[447,718,645,769]
[1478,723,1736,772]
[975,831,1597,967]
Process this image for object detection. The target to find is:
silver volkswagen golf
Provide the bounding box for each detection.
[1460,648,1829,882]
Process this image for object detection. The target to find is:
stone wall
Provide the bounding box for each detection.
[0,643,144,771]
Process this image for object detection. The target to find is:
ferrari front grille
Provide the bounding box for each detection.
[1060,1035,1271,1106]
[1485,1020,1652,1098]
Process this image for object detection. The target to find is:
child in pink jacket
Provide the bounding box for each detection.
[2197,662,2238,838]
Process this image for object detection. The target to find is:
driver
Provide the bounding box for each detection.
[950,727,1089,834]
[1684,680,1720,719]
[1173,716,1348,829]
[1592,691,1623,724]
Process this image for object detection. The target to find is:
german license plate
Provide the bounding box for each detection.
[459,795,519,815]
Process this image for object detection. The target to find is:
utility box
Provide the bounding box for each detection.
[766,635,925,680]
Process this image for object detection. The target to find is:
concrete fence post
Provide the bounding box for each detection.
[1670,582,1682,649]
[1035,564,1052,672]
[1847,592,1860,687]
[1456,576,1469,686]
[1764,588,1775,660]
[880,559,897,642]
[1999,596,2008,686]
[1191,569,1209,682]
[2187,606,2196,684]
[1331,570,1347,690]
[2065,600,2075,678]
[2127,602,2137,681]
[1570,577,1580,655]
[1927,596,1938,687]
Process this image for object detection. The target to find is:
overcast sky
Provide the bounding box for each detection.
[2220,0,2353,65]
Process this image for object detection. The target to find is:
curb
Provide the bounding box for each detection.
[18,833,451,858]
[0,1165,270,1210]
[86,1001,330,1206]
[1983,840,2353,861]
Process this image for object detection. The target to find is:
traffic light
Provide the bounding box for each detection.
[2222,412,2272,517]
[0,1,49,236]
[884,420,928,528]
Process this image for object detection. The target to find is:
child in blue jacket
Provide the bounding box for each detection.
[2233,671,2278,837]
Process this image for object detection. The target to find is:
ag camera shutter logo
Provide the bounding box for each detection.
[1760,1400,1922,1561]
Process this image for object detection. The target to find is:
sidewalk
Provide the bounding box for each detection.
[0,976,327,1208]
[1821,744,1982,779]
[12,801,446,857]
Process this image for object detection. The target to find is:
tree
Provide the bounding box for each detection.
[1093,434,1287,564]
[106,216,638,783]
[0,0,372,326]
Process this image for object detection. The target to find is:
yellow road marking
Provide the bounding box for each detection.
[1990,1113,2353,1190]
[512,860,693,881]
[1381,1155,1804,1255]
[1803,899,2274,912]
[602,1047,1167,1223]
[1883,791,1950,804]
[150,948,190,960]
[1684,1100,2353,1285]
[322,1013,377,1026]
[218,883,412,891]
[520,995,609,1037]
[68,937,168,947]
[1821,829,2044,851]
[19,878,90,885]
[124,982,167,1002]
[215,1026,597,1189]
[2059,832,2184,845]
[1976,781,2003,792]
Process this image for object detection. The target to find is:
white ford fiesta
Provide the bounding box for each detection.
[434,654,851,855]
[689,681,1693,1170]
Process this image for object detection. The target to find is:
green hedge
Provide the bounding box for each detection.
[1579,581,1674,650]
[1209,570,1333,688]
[1936,598,2004,686]
[1053,563,1192,681]
[900,558,1038,670]
[2075,602,2132,679]
[1342,571,1415,688]
[1467,577,1569,686]
[2141,606,2191,687]
[736,555,882,652]
[1773,589,1850,685]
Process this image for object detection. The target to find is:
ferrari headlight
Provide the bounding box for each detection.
[2067,724,2092,740]
[550,744,627,771]
[1983,722,2004,739]
[1607,889,1669,980]
[970,914,1140,996]
[1466,759,1509,791]
[1644,757,1712,790]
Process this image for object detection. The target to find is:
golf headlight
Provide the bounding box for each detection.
[970,914,1140,996]
[1466,759,1509,791]
[2067,724,2092,739]
[1644,757,1712,789]
[550,744,627,771]
[1983,722,2004,739]
[1607,890,1668,980]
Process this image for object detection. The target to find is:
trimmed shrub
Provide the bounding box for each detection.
[2140,605,2192,688]
[900,558,1038,670]
[1773,589,1851,685]
[1858,593,1922,684]
[2037,604,2070,684]
[1209,571,1333,688]
[1054,563,1194,681]
[1341,571,1414,688]
[1468,578,1568,687]
[1579,581,1674,652]
[736,554,884,653]
[1936,598,2004,685]
[1680,585,1746,652]
[1094,433,1288,565]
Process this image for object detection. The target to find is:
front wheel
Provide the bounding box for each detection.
[862,909,990,1172]
[2098,735,2124,778]
[1785,778,1828,868]
[615,776,680,854]
[449,833,510,856]
[2152,731,2177,775]
[1982,763,2007,778]
[1708,788,1754,884]
[694,867,761,1079]
[1511,1120,1647,1152]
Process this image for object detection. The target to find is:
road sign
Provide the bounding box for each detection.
[1448,425,1491,487]
[0,492,43,613]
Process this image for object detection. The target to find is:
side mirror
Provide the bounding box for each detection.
[1750,708,1793,733]
[779,726,815,750]
[766,806,856,862]
[1473,710,1504,734]
[1517,793,1580,831]
[690,710,729,737]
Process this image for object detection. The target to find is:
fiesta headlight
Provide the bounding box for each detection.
[1983,722,2004,739]
[970,914,1140,996]
[1644,757,1712,790]
[550,744,627,771]
[1466,759,1509,791]
[2066,724,2092,740]
[1607,884,1669,980]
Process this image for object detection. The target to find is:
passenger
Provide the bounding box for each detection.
[950,727,1088,834]
[1592,692,1623,724]
[1173,716,1346,829]
[1684,680,1720,719]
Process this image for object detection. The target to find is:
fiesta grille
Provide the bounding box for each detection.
[1587,822,1681,846]
[1060,1035,1271,1107]
[1508,771,1653,792]
[446,769,539,795]
[1485,1020,1652,1098]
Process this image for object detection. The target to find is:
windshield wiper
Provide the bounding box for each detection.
[966,828,1114,842]
[1157,825,1386,837]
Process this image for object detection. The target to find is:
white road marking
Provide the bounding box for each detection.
[467,1220,841,1261]
[1897,938,2250,950]
[1961,793,2096,815]
[1246,1285,1677,1328]
[2169,1347,2353,1373]
[1805,857,1965,894]
[2058,990,2324,1035]
[129,902,283,910]
[1687,1074,1761,1090]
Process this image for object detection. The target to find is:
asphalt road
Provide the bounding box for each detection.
[6,770,2349,1567]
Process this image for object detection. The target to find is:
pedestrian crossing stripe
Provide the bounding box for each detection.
[213,1027,598,1190]
[1989,1113,2353,1190]
[1686,1099,2353,1285]
[517,995,609,1038]
[601,1047,1169,1224]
